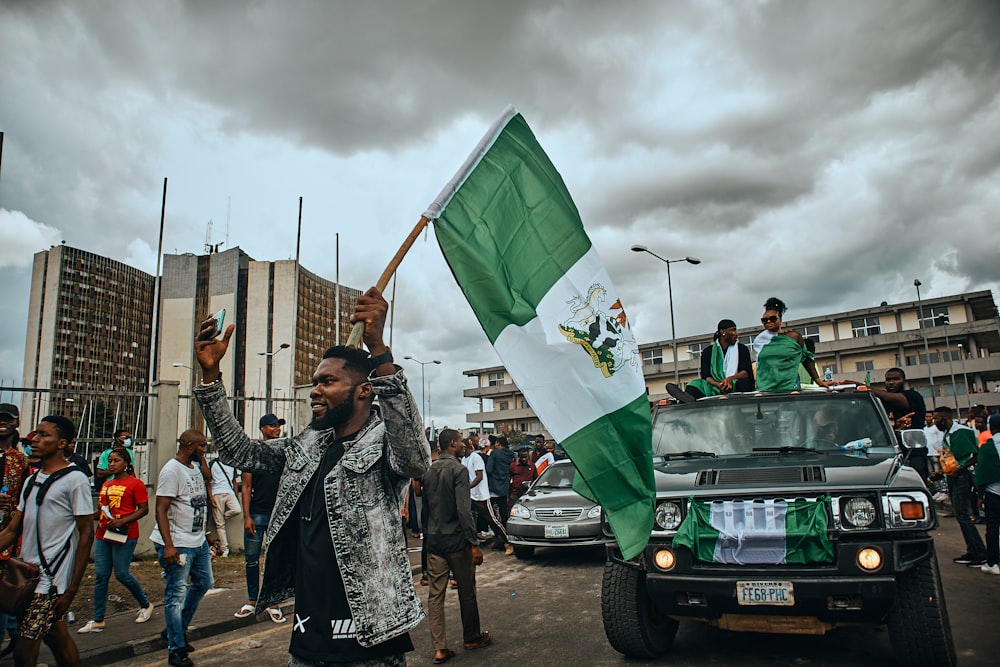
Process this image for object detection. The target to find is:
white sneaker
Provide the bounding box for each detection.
[221,548,230,557]
[135,602,155,623]
[980,563,1000,575]
[77,620,105,634]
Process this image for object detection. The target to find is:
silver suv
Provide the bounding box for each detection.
[601,389,954,667]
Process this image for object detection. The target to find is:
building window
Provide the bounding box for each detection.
[801,325,820,343]
[919,305,949,328]
[738,334,755,347]
[822,364,838,378]
[642,348,663,366]
[851,317,881,337]
[688,342,708,357]
[487,372,505,387]
[855,360,875,371]
[498,400,509,411]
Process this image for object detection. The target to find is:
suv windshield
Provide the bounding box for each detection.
[651,394,896,458]
[533,463,577,489]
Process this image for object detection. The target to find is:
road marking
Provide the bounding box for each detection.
[137,624,288,666]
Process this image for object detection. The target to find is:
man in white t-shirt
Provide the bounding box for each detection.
[208,458,241,557]
[0,415,94,667]
[151,429,215,667]
[462,439,492,538]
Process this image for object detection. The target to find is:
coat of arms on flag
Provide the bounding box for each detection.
[559,283,639,378]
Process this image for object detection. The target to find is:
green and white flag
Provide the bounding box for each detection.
[425,106,655,559]
[672,498,834,565]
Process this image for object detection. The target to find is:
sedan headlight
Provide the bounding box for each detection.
[587,505,603,519]
[841,497,877,528]
[655,501,683,530]
[509,503,530,519]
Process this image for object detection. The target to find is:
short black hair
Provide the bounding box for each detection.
[322,345,374,379]
[41,415,76,442]
[763,297,787,315]
[114,428,130,438]
[933,406,953,415]
[885,367,906,379]
[438,428,461,448]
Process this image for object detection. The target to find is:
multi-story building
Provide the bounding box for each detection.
[464,290,1000,437]
[22,244,157,449]
[158,246,362,433]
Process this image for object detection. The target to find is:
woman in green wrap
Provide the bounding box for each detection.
[753,297,831,392]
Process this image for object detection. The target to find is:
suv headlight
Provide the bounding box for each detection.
[587,505,603,519]
[510,503,530,519]
[655,501,683,530]
[841,497,877,528]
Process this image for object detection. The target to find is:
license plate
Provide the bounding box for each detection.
[736,581,795,606]
[544,524,569,538]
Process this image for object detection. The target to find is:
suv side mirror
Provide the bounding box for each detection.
[896,428,927,453]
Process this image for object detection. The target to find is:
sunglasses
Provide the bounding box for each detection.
[760,315,779,324]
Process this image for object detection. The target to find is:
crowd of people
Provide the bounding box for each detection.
[0,289,996,666]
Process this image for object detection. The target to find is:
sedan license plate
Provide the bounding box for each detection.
[544,524,569,539]
[736,581,795,606]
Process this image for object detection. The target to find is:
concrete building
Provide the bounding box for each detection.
[21,244,157,455]
[158,246,362,433]
[464,290,1000,437]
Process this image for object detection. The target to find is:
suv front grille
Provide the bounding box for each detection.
[696,466,826,486]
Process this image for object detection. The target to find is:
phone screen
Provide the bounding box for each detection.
[211,308,227,337]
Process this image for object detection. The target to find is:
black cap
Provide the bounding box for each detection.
[259,413,285,428]
[0,403,19,419]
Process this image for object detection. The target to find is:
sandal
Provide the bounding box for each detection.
[463,630,492,650]
[433,648,456,664]
[234,603,256,618]
[266,607,287,624]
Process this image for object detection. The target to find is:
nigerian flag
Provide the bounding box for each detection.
[425,106,654,560]
[672,498,834,565]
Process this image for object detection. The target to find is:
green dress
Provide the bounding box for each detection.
[756,334,813,392]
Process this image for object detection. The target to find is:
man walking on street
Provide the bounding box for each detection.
[150,429,215,667]
[208,457,241,557]
[234,414,286,623]
[0,415,94,667]
[484,436,515,555]
[935,406,987,566]
[193,287,430,666]
[976,414,1000,575]
[424,429,491,663]
[0,402,30,654]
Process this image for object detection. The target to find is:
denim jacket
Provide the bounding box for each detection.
[193,367,430,647]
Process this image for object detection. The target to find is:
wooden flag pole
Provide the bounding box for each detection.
[346,215,431,348]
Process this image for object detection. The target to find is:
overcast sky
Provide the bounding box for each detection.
[2,0,999,430]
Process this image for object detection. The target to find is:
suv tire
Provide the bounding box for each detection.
[601,560,678,658]
[886,550,956,667]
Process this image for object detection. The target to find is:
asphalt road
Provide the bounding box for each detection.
[98,518,1000,666]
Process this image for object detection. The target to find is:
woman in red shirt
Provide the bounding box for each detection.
[78,448,155,633]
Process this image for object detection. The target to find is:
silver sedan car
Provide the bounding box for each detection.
[506,459,609,559]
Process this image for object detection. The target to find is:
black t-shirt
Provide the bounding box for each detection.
[893,389,927,427]
[248,469,280,516]
[289,434,413,662]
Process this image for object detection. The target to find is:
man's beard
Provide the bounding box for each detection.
[311,393,356,432]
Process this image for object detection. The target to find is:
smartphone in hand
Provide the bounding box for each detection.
[208,308,227,338]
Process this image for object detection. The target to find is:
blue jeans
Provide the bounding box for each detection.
[93,537,149,621]
[243,513,269,602]
[155,540,214,652]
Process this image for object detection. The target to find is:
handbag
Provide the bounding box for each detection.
[0,557,41,616]
[939,447,960,477]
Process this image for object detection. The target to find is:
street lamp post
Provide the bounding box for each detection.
[937,314,958,401]
[957,343,972,411]
[631,245,701,386]
[914,280,937,408]
[403,356,442,436]
[258,343,290,412]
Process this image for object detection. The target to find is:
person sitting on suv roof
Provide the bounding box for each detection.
[753,297,831,392]
[673,319,754,402]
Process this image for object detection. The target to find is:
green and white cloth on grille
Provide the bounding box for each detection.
[672,497,834,565]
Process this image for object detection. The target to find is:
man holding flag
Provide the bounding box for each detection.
[425,106,655,560]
